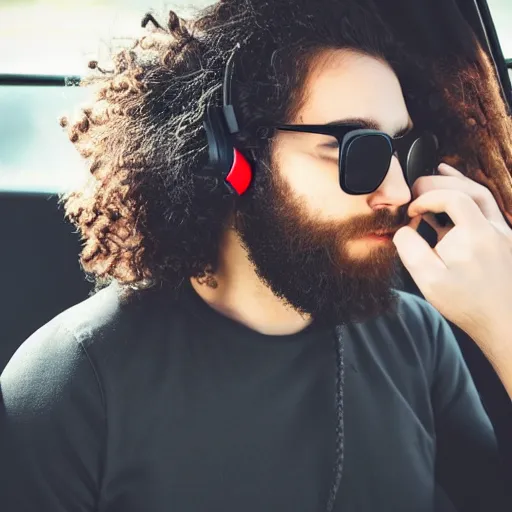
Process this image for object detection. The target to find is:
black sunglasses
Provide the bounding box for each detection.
[276,123,439,195]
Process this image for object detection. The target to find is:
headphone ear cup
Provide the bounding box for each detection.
[226,149,252,195]
[404,132,439,186]
[203,106,253,195]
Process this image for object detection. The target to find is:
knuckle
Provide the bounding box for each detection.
[478,186,495,203]
[411,176,429,195]
[452,190,469,206]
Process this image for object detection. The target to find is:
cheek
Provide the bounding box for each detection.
[278,151,362,220]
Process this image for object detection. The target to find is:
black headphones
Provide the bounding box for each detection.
[203,44,253,195]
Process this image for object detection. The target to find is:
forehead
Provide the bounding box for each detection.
[294,49,411,132]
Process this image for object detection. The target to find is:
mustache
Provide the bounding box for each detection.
[346,204,411,238]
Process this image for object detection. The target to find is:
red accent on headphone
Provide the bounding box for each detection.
[225,148,252,195]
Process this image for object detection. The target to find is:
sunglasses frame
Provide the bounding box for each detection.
[276,123,416,195]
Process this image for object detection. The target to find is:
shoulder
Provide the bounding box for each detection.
[391,289,461,360]
[54,281,169,346]
[383,289,454,344]
[393,289,448,336]
[2,281,178,405]
[389,291,473,397]
[1,281,179,457]
[354,289,451,348]
[32,281,180,362]
[0,285,121,417]
[0,287,136,511]
[347,289,460,388]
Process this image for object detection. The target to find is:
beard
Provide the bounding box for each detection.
[233,156,411,327]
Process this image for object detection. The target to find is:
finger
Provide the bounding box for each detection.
[412,173,505,224]
[405,214,422,231]
[437,163,465,177]
[439,164,511,229]
[408,189,489,229]
[393,226,447,288]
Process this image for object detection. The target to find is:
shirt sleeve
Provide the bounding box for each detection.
[0,317,105,511]
[430,310,512,511]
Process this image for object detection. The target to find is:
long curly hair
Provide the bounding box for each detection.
[59,0,512,295]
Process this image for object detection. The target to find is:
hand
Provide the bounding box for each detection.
[393,163,512,361]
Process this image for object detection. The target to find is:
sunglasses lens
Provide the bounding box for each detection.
[343,133,392,193]
[405,133,439,186]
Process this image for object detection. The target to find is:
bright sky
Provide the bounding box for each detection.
[0,0,510,75]
[489,0,512,58]
[0,0,215,75]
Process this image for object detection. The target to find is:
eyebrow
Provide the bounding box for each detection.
[326,117,413,138]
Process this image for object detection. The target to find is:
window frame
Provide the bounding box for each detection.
[474,0,512,112]
[0,74,81,87]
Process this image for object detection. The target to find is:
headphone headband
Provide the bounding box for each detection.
[222,43,241,134]
[202,43,253,195]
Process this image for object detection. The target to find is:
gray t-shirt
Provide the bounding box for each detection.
[1,281,510,511]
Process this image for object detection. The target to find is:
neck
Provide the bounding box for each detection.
[190,228,313,336]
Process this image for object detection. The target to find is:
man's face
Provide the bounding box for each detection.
[235,49,414,325]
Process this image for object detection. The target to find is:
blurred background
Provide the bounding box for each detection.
[0,0,214,193]
[0,0,510,194]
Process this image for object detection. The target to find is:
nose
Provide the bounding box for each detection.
[368,155,411,209]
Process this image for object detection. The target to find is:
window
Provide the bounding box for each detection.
[0,0,510,193]
[0,85,90,193]
[487,0,512,81]
[0,0,212,194]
